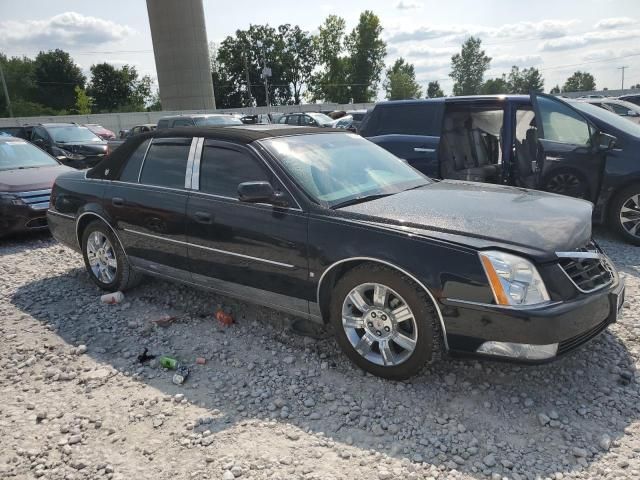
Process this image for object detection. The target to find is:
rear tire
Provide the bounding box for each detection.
[609,184,640,246]
[81,220,142,291]
[329,263,441,380]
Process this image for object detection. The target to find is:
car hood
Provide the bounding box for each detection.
[339,180,593,258]
[0,164,73,192]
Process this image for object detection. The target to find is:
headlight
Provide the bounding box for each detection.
[0,192,25,206]
[479,250,550,306]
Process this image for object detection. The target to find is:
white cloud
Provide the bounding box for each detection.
[540,29,640,51]
[491,54,543,68]
[396,1,423,10]
[0,12,136,49]
[595,17,638,30]
[582,46,640,62]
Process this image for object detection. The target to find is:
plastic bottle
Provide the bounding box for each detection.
[100,291,124,304]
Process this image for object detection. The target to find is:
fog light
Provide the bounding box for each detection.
[476,341,558,360]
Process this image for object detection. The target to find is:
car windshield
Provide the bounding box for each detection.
[0,140,59,171]
[260,133,429,207]
[194,116,243,126]
[49,126,102,143]
[571,101,640,137]
[308,112,334,125]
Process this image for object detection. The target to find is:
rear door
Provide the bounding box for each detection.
[531,93,605,201]
[104,137,193,276]
[185,139,310,315]
[363,103,444,177]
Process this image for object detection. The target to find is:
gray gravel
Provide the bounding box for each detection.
[1,228,639,480]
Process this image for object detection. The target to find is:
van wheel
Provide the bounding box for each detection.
[543,169,589,199]
[329,264,441,380]
[609,185,640,245]
[81,220,142,291]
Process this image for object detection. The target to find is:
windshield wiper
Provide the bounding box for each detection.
[331,193,396,209]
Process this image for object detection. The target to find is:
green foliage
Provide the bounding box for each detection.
[88,63,152,112]
[383,58,421,100]
[279,24,316,105]
[507,66,544,93]
[0,54,38,116]
[146,90,162,111]
[449,37,491,96]
[426,81,444,98]
[480,76,509,94]
[74,86,92,114]
[562,71,596,93]
[33,49,85,112]
[346,11,386,103]
[550,84,561,94]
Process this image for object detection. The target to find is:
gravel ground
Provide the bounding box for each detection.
[1,229,639,480]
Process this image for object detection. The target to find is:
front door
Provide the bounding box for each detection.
[185,139,310,315]
[104,137,193,275]
[530,93,606,202]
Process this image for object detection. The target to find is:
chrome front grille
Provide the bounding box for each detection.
[15,189,51,210]
[556,242,615,293]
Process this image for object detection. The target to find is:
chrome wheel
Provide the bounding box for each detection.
[620,193,640,238]
[341,282,418,366]
[86,231,117,284]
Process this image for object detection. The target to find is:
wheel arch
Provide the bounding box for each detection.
[316,257,449,350]
[75,211,127,256]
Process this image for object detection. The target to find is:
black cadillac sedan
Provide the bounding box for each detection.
[47,125,625,380]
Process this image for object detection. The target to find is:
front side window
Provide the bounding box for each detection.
[607,102,631,115]
[0,140,59,171]
[536,96,591,145]
[120,139,151,182]
[199,143,269,197]
[31,127,49,142]
[139,138,191,188]
[286,115,299,125]
[260,133,428,207]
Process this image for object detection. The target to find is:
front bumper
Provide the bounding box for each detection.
[442,278,625,363]
[0,203,49,236]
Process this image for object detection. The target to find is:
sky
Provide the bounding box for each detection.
[1,0,640,99]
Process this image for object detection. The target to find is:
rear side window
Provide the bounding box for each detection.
[139,138,191,188]
[199,144,269,197]
[157,119,169,129]
[172,118,193,127]
[375,103,444,136]
[120,139,150,182]
[286,115,299,125]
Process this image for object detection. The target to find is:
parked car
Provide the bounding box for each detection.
[85,124,116,140]
[240,113,277,125]
[1,136,72,236]
[360,93,640,244]
[107,124,157,154]
[22,123,107,169]
[157,114,243,129]
[576,98,640,124]
[47,125,624,379]
[332,115,357,132]
[618,93,640,106]
[346,109,368,130]
[277,112,334,127]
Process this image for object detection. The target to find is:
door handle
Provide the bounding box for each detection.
[193,211,212,224]
[414,147,435,153]
[112,197,124,207]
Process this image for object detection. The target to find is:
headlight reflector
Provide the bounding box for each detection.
[479,250,550,306]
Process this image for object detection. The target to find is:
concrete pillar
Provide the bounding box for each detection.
[146,0,216,110]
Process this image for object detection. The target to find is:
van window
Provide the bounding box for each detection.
[139,138,191,188]
[376,103,444,136]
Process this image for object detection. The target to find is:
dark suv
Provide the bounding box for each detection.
[360,93,640,245]
[23,123,108,169]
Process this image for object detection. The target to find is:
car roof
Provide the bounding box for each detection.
[159,113,232,120]
[380,95,531,106]
[0,135,24,142]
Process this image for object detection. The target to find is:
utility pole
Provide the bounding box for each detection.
[618,66,629,91]
[256,41,272,107]
[242,47,254,106]
[0,59,13,118]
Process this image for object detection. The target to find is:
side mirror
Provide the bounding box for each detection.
[595,132,617,151]
[238,181,288,207]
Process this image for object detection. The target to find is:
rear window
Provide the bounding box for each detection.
[119,139,150,182]
[139,138,191,188]
[374,103,444,136]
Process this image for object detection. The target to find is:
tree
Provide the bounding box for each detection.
[279,24,316,104]
[146,90,162,111]
[507,66,544,93]
[33,49,85,112]
[562,71,596,93]
[550,84,561,94]
[481,76,509,94]
[0,54,40,116]
[88,63,152,112]
[383,58,421,100]
[449,37,491,96]
[73,86,92,114]
[309,15,352,103]
[426,81,444,98]
[345,10,386,103]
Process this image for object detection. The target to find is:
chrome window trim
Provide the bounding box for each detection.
[316,257,449,350]
[123,228,296,269]
[47,209,75,220]
[74,211,128,255]
[191,137,204,190]
[107,180,190,194]
[184,137,199,189]
[136,137,154,183]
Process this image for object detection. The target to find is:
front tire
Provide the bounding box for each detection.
[609,185,640,246]
[81,220,142,291]
[329,264,441,380]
